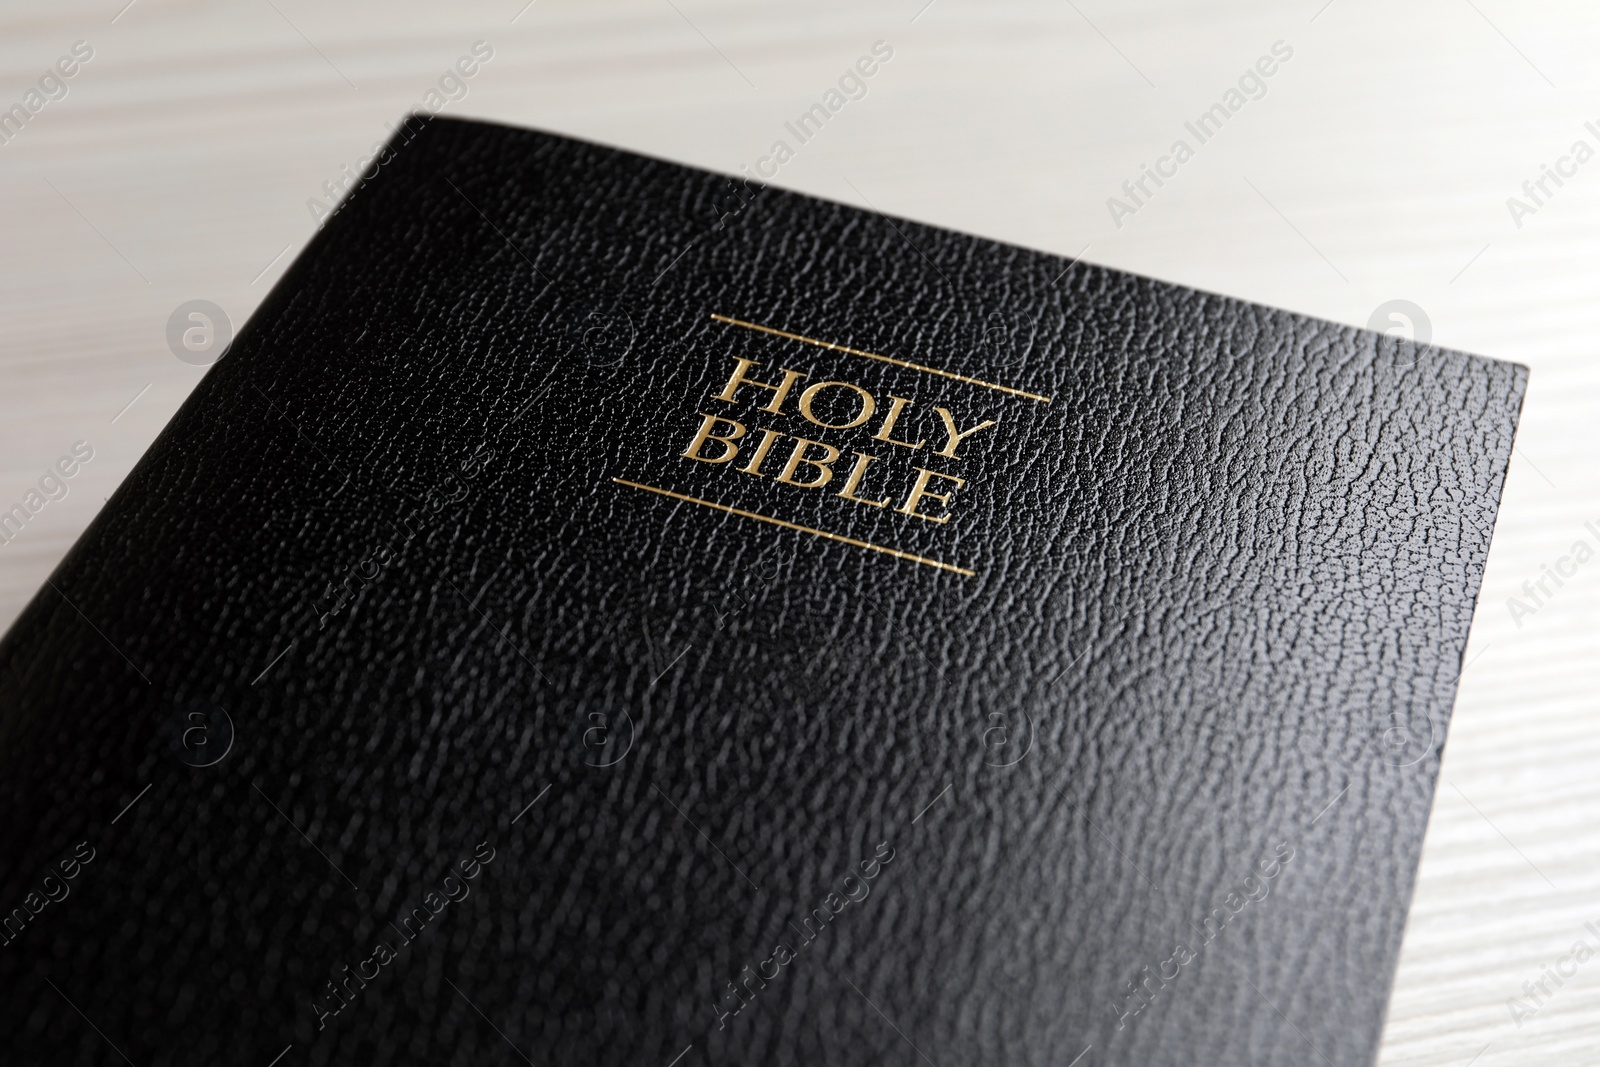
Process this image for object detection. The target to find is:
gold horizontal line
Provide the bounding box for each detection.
[611,478,976,578]
[710,313,1053,404]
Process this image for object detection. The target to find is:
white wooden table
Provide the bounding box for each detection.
[3,1,1597,1061]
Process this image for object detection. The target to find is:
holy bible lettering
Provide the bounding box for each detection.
[679,355,998,524]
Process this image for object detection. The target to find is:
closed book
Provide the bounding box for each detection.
[0,114,1525,1066]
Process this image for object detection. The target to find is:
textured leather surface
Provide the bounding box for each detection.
[0,115,1525,1066]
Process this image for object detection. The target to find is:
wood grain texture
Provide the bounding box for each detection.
[1,1,1595,1063]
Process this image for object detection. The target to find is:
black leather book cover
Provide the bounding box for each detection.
[0,115,1524,1067]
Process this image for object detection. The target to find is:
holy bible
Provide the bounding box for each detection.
[0,115,1525,1066]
